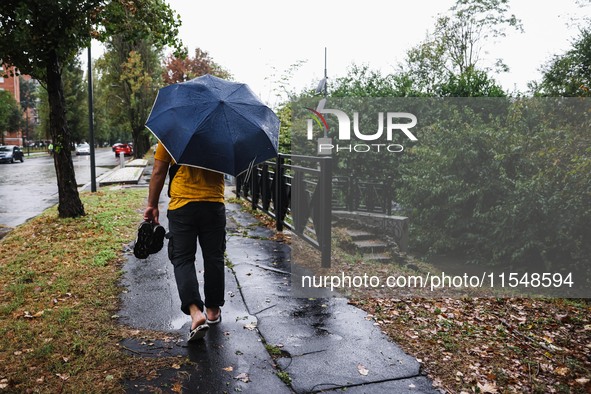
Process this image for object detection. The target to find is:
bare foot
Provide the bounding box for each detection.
[206,307,221,323]
[189,304,207,330]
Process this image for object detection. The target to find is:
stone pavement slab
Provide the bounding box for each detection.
[319,376,438,393]
[126,159,148,167]
[99,166,144,185]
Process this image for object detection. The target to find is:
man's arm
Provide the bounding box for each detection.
[143,158,169,224]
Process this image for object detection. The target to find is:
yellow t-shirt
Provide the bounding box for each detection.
[154,143,225,210]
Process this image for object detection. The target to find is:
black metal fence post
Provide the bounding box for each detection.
[346,176,353,211]
[235,174,243,199]
[261,164,270,211]
[275,155,284,231]
[251,168,258,210]
[319,156,332,268]
[386,176,393,216]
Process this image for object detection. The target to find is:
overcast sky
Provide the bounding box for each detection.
[93,1,590,105]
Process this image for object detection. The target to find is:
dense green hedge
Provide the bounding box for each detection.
[397,98,591,273]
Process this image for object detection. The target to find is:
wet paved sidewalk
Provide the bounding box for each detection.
[118,178,439,393]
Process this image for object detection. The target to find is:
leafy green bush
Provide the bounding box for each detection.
[398,98,591,273]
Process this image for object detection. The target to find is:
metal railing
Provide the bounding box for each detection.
[235,154,396,267]
[235,154,332,267]
[332,176,394,215]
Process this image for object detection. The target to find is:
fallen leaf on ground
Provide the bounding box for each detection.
[223,366,234,372]
[357,364,369,376]
[477,381,498,393]
[555,367,569,376]
[23,310,43,318]
[235,372,250,383]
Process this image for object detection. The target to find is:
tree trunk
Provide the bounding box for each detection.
[133,130,150,159]
[46,50,85,218]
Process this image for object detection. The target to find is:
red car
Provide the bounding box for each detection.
[114,143,133,157]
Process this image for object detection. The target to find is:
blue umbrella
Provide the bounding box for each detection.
[146,74,280,176]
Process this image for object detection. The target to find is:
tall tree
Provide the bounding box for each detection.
[19,76,38,146]
[0,90,22,145]
[36,62,88,145]
[437,0,521,74]
[0,0,181,218]
[162,48,231,85]
[400,0,521,96]
[438,67,506,97]
[93,58,124,145]
[63,59,89,144]
[533,29,591,97]
[330,64,416,97]
[97,35,162,158]
[35,86,51,143]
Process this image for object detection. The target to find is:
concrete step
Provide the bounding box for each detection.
[352,239,388,254]
[364,253,392,262]
[346,229,375,241]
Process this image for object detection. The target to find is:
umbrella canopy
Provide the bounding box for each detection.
[146,74,280,176]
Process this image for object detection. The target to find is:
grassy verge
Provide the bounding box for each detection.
[355,296,590,393]
[0,188,184,393]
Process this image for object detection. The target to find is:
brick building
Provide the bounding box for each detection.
[0,64,34,146]
[0,64,20,102]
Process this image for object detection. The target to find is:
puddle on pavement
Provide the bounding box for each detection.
[120,338,185,358]
[169,315,188,330]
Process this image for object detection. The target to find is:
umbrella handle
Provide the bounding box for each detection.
[243,157,257,181]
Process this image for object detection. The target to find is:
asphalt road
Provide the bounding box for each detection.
[0,148,120,228]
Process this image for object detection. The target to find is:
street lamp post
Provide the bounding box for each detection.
[24,108,29,155]
[316,48,331,155]
[87,43,97,192]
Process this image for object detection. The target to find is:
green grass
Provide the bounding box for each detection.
[264,344,282,356]
[0,187,187,393]
[276,371,292,386]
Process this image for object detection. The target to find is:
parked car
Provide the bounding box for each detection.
[0,145,24,163]
[75,143,91,155]
[112,142,124,152]
[114,143,133,157]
